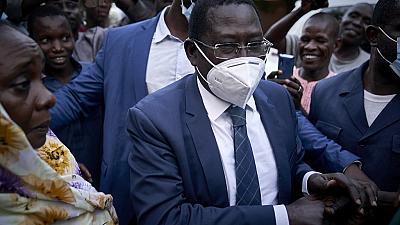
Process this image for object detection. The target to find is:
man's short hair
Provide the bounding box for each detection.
[189,0,260,40]
[305,12,340,39]
[27,4,69,37]
[372,0,400,27]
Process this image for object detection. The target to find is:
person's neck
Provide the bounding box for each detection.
[335,42,360,61]
[86,17,106,29]
[45,61,75,84]
[164,2,189,41]
[299,66,330,82]
[363,52,400,95]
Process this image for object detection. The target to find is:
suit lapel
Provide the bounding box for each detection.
[184,75,229,207]
[362,94,400,140]
[128,15,160,102]
[341,68,369,135]
[253,89,291,204]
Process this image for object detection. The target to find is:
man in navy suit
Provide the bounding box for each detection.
[49,0,196,223]
[49,0,373,223]
[309,0,400,223]
[127,1,376,225]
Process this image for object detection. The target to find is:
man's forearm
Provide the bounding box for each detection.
[264,8,308,53]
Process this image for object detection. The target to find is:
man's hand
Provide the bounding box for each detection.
[308,173,378,211]
[344,163,379,199]
[267,71,303,110]
[114,0,156,22]
[286,196,326,225]
[301,0,329,13]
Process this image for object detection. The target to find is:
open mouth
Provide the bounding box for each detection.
[50,56,68,65]
[302,54,320,62]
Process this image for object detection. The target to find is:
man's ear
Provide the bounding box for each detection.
[366,25,379,47]
[334,37,341,51]
[184,39,199,66]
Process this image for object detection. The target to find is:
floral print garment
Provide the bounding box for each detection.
[0,104,118,224]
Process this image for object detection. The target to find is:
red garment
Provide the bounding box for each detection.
[293,68,335,113]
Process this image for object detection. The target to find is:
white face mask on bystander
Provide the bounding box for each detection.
[181,0,195,21]
[376,27,400,77]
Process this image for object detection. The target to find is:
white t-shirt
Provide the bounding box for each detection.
[364,90,396,126]
[329,48,370,74]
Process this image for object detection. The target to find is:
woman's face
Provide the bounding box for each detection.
[0,29,56,148]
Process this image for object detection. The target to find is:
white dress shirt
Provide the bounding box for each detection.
[146,7,195,94]
[197,78,291,225]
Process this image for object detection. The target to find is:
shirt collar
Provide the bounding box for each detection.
[43,57,82,80]
[153,7,172,44]
[196,76,256,121]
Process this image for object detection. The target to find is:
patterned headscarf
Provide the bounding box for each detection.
[0,104,118,224]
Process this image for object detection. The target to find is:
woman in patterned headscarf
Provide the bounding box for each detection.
[0,22,118,224]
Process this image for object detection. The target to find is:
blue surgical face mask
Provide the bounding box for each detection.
[181,0,194,22]
[377,27,400,77]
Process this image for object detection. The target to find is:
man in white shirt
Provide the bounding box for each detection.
[50,0,195,224]
[127,1,376,225]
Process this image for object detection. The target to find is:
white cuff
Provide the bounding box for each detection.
[302,171,321,195]
[273,205,290,225]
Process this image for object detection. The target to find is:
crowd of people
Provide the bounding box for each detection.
[0,0,400,224]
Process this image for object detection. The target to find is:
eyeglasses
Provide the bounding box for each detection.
[193,38,273,60]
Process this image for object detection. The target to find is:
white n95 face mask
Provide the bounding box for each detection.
[193,42,266,109]
[377,27,400,77]
[181,0,194,21]
[390,37,400,76]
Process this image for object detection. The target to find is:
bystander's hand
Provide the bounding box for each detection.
[301,0,329,13]
[114,0,156,22]
[267,71,303,110]
[308,173,378,213]
[344,163,380,200]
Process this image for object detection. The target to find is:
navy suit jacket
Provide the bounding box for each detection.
[50,15,161,224]
[309,62,400,192]
[127,74,312,225]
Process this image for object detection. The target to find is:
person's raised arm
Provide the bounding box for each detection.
[114,0,156,23]
[50,29,109,128]
[264,0,328,53]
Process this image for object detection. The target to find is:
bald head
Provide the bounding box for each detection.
[347,3,373,16]
[304,12,340,39]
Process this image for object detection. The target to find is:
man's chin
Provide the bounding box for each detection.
[342,36,363,46]
[302,64,324,72]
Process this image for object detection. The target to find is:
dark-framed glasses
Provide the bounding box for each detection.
[194,38,273,60]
